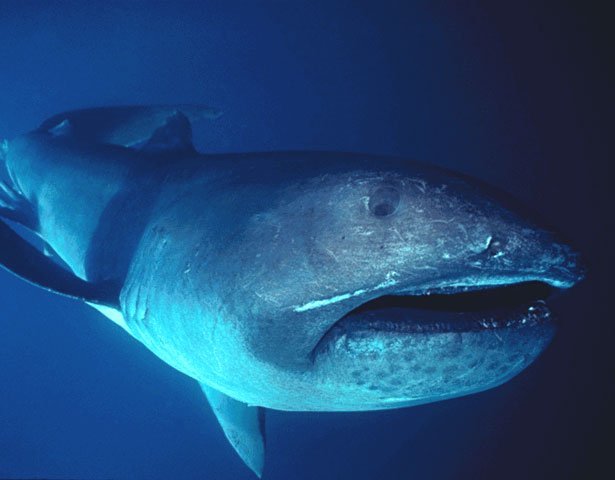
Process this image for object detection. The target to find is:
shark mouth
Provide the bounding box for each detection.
[313,281,557,354]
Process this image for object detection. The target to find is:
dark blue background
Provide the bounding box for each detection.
[0,1,611,479]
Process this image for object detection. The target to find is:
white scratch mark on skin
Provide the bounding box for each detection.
[411,265,439,272]
[293,289,368,312]
[390,227,405,243]
[325,248,339,262]
[429,218,455,225]
[292,272,399,312]
[457,223,469,242]
[255,291,283,306]
[410,178,427,193]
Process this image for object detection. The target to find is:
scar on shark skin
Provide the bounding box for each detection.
[293,273,400,312]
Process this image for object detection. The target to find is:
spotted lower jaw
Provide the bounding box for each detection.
[306,282,561,410]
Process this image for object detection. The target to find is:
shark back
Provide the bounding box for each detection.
[1,105,215,283]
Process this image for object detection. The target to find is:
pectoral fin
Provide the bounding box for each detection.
[201,383,266,478]
[0,219,119,308]
[38,105,221,147]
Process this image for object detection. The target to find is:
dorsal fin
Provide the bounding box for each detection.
[0,219,120,308]
[38,105,221,147]
[141,112,194,154]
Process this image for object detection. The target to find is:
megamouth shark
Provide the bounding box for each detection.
[0,106,584,477]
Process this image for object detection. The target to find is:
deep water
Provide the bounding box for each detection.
[0,2,611,479]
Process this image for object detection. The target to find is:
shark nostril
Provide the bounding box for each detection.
[485,236,506,258]
[369,185,400,217]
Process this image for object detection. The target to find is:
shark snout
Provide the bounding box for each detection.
[467,228,586,289]
[542,241,586,288]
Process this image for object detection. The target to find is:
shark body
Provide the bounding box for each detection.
[0,106,584,476]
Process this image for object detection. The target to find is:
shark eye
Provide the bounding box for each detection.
[368,184,401,217]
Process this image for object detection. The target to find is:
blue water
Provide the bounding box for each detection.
[0,2,610,479]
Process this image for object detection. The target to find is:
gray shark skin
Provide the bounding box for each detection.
[0,106,584,477]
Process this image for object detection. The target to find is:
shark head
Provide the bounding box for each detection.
[196,154,584,411]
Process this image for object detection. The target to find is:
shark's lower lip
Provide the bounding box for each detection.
[312,282,556,357]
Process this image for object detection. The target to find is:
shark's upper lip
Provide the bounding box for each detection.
[296,270,581,316]
[394,267,585,296]
[294,250,585,316]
